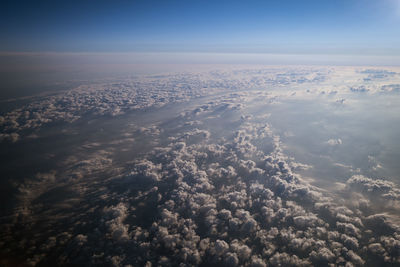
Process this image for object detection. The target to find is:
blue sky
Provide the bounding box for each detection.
[1,0,399,55]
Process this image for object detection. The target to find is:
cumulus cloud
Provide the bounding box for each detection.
[0,132,19,142]
[349,85,369,93]
[326,138,342,146]
[381,84,400,93]
[129,159,163,182]
[346,175,400,203]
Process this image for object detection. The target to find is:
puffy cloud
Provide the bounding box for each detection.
[345,250,365,266]
[0,132,19,142]
[103,202,130,241]
[346,175,400,205]
[250,255,267,267]
[368,242,386,255]
[309,247,335,263]
[73,234,88,246]
[269,252,310,266]
[326,138,342,146]
[337,222,361,238]
[225,252,239,266]
[214,239,229,255]
[349,85,369,93]
[381,84,400,93]
[293,215,319,228]
[129,159,163,182]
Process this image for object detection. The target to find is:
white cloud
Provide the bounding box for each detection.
[326,138,342,146]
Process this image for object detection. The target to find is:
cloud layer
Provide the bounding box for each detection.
[1,66,400,266]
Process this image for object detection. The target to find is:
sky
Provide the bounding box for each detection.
[1,0,400,55]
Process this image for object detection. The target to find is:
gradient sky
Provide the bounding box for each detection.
[1,0,400,55]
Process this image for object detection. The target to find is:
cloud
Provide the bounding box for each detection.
[129,159,163,182]
[381,84,400,93]
[2,66,400,266]
[326,138,342,146]
[349,85,369,93]
[346,175,400,203]
[0,132,19,142]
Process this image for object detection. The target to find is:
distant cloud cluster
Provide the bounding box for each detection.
[1,66,400,143]
[0,67,328,143]
[346,175,400,204]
